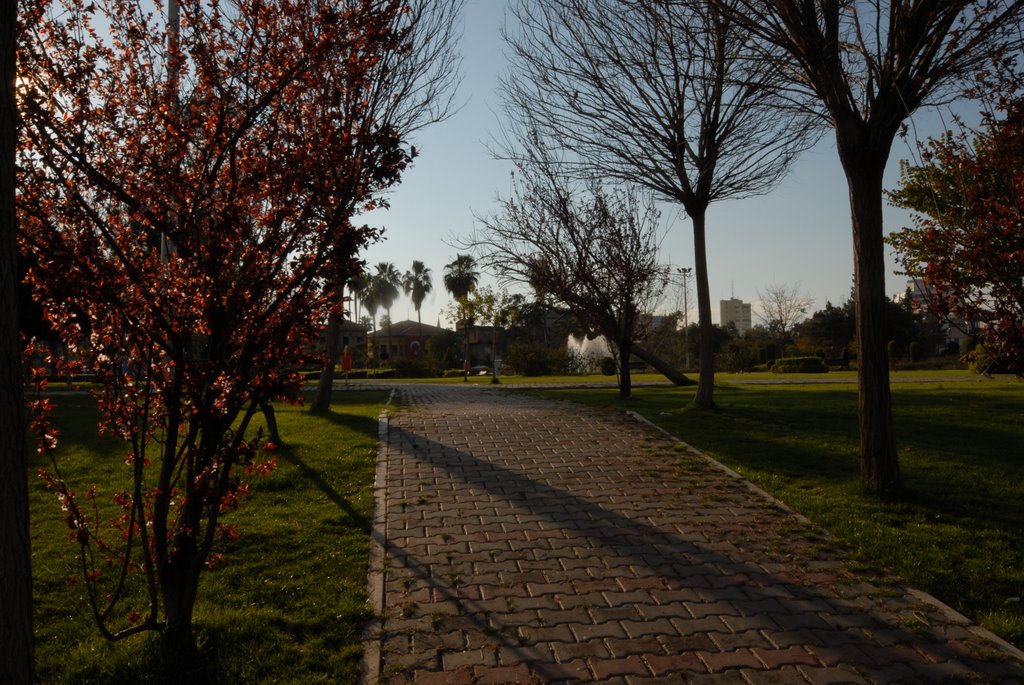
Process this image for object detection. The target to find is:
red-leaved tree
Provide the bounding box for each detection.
[18,0,414,653]
[889,67,1024,374]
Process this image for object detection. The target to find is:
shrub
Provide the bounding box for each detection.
[960,335,978,357]
[770,356,829,373]
[719,344,759,373]
[504,342,551,376]
[969,344,1005,375]
[442,368,465,378]
[425,331,461,375]
[600,357,617,375]
[392,360,433,378]
[548,347,583,375]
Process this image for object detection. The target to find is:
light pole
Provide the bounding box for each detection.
[678,267,692,371]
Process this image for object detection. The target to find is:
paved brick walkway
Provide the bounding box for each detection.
[364,385,1024,684]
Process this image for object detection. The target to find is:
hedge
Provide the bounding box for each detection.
[770,356,829,373]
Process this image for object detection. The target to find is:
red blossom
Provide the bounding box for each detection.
[888,67,1024,374]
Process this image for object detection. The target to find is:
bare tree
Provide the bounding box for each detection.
[470,150,669,399]
[756,281,814,353]
[311,0,464,413]
[501,0,819,407]
[0,0,34,678]
[725,0,1024,492]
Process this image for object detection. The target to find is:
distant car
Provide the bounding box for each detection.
[470,365,492,375]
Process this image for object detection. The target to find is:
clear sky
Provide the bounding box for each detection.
[361,0,960,331]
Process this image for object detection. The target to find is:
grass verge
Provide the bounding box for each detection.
[30,389,388,684]
[532,376,1024,646]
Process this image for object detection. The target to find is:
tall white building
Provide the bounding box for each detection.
[720,298,752,335]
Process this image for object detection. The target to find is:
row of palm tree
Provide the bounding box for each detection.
[348,254,480,338]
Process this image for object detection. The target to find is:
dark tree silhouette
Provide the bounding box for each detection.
[373,261,403,325]
[502,0,818,406]
[1,0,34,679]
[403,259,433,345]
[471,146,669,399]
[725,0,1024,492]
[442,253,479,302]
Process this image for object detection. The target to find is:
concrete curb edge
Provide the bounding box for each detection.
[361,388,396,685]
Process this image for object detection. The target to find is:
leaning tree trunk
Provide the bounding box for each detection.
[631,343,694,386]
[841,141,900,493]
[0,0,35,675]
[691,211,716,407]
[310,287,343,414]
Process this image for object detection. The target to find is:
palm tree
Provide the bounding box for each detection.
[346,273,368,323]
[363,283,381,333]
[403,260,433,344]
[363,263,400,366]
[373,262,402,326]
[444,254,480,365]
[443,253,479,301]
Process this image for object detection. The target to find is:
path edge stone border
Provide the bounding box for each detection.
[625,408,1024,668]
[361,389,395,685]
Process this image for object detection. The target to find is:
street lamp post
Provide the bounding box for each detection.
[679,267,692,371]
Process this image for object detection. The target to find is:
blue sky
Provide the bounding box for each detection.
[361,0,959,330]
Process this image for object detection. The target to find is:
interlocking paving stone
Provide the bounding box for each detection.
[368,384,1024,684]
[699,648,765,672]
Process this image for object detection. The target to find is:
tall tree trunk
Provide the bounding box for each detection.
[159,454,206,659]
[840,137,900,493]
[310,287,343,414]
[0,0,35,678]
[691,211,716,407]
[160,552,200,660]
[259,401,280,444]
[617,337,632,399]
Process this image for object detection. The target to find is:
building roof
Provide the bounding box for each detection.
[374,319,450,338]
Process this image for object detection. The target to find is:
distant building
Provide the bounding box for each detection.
[720,298,752,335]
[455,321,510,366]
[371,319,450,361]
[901,277,931,313]
[318,319,369,356]
[897,278,971,352]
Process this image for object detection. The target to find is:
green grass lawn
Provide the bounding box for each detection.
[29,370,1022,682]
[359,371,676,385]
[532,374,1024,646]
[30,389,388,684]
